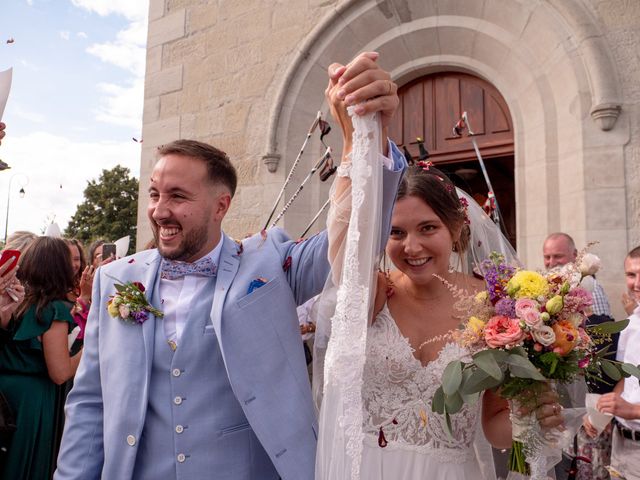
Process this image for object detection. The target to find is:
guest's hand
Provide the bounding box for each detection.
[0,122,5,145]
[582,414,598,438]
[622,292,637,316]
[598,392,640,420]
[326,52,399,154]
[79,265,95,301]
[0,277,24,328]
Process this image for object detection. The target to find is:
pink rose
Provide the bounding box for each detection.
[484,315,525,348]
[520,308,542,328]
[515,299,539,317]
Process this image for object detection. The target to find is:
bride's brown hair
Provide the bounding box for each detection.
[396,164,471,254]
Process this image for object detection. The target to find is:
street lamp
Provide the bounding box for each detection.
[4,173,29,244]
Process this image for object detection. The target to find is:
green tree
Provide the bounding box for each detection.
[65,165,139,253]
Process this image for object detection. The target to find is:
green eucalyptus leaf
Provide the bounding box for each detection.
[621,363,640,380]
[442,360,464,396]
[508,346,528,358]
[444,391,464,414]
[473,350,505,380]
[588,319,630,335]
[444,412,453,438]
[505,354,545,380]
[601,359,622,381]
[460,391,481,406]
[432,386,446,414]
[459,368,502,394]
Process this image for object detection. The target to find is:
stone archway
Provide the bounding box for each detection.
[262,0,627,280]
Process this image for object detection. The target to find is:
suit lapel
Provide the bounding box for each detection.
[138,250,162,381]
[210,235,240,341]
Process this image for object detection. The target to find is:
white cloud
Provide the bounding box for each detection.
[12,105,45,123]
[70,0,149,22]
[59,30,71,40]
[25,0,33,5]
[94,77,144,129]
[86,21,146,76]
[0,132,141,235]
[77,31,88,39]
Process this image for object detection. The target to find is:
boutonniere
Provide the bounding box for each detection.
[107,279,164,324]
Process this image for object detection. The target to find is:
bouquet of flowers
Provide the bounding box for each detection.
[433,252,640,479]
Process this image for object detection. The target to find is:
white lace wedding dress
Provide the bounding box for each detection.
[360,304,484,479]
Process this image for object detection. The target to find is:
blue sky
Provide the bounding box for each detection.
[0,0,149,237]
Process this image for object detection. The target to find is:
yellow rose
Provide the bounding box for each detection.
[107,299,119,318]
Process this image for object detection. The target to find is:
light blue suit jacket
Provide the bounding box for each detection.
[55,157,404,480]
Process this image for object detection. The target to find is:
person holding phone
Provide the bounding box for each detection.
[0,237,82,480]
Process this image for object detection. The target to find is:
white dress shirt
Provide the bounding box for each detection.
[160,236,223,347]
[616,304,640,430]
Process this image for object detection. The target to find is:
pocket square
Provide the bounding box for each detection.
[247,277,268,295]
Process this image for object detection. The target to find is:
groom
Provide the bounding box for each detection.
[54,53,405,480]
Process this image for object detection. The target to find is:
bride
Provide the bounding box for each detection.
[314,61,564,480]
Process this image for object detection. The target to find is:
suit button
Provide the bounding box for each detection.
[175,425,184,434]
[126,435,136,446]
[172,368,181,377]
[174,396,183,405]
[177,453,186,463]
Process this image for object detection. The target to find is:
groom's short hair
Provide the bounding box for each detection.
[157,139,238,197]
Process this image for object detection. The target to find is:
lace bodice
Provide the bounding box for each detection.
[362,305,481,461]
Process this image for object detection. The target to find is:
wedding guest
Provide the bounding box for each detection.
[543,233,611,316]
[586,246,640,480]
[3,230,37,255]
[65,239,94,341]
[0,237,83,480]
[88,239,106,268]
[0,258,25,330]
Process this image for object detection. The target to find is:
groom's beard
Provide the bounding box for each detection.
[154,222,209,261]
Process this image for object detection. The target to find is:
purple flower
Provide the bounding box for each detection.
[132,310,148,324]
[495,297,516,318]
[480,258,516,304]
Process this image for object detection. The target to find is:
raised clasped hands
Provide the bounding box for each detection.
[325,52,399,156]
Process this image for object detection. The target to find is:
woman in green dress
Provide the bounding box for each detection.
[0,237,83,479]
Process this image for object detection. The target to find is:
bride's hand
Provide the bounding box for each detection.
[534,390,564,430]
[516,388,564,430]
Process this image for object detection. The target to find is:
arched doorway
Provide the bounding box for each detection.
[389,72,516,246]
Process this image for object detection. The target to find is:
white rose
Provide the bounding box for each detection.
[579,253,601,276]
[118,304,131,319]
[532,325,556,346]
